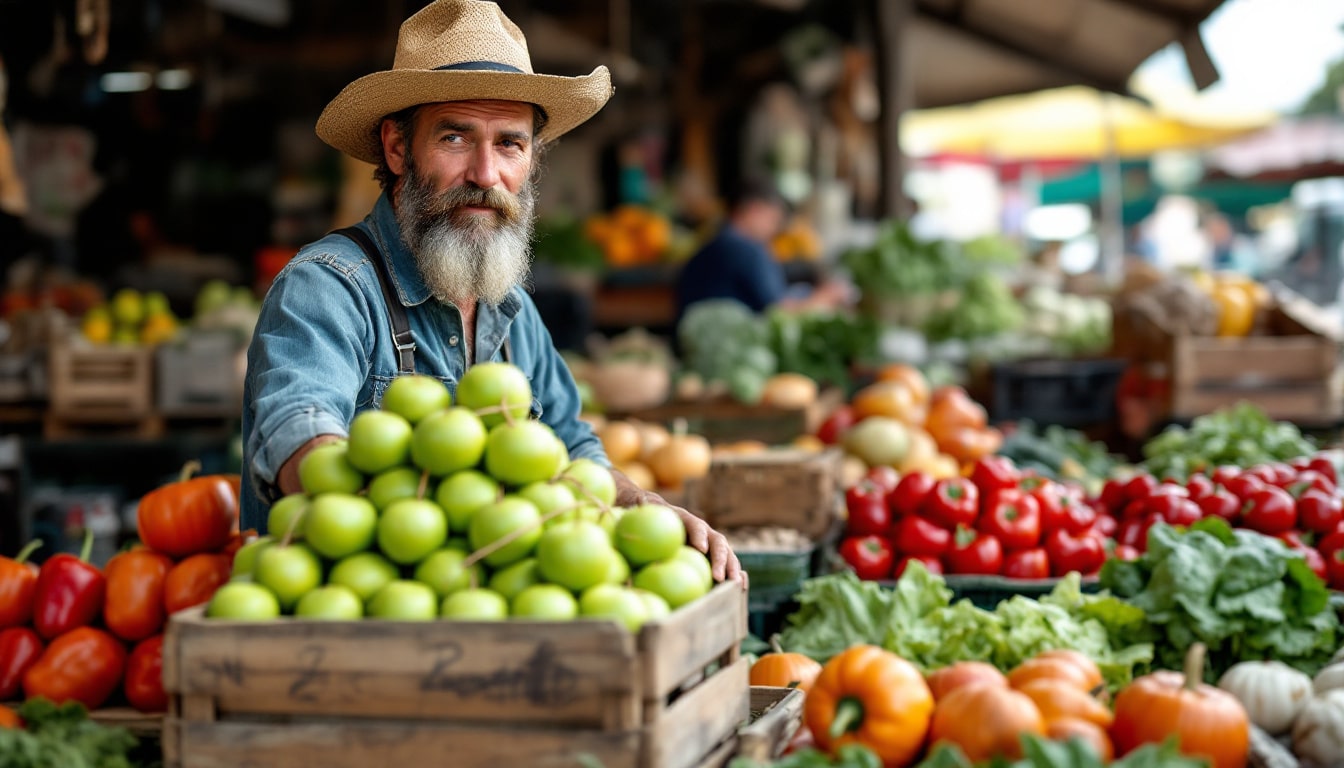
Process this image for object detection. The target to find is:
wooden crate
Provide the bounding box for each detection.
[613,389,843,446]
[46,344,161,437]
[735,687,805,763]
[162,581,749,768]
[683,449,842,540]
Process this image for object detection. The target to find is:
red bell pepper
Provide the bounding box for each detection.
[1225,473,1267,501]
[969,456,1018,497]
[1044,528,1106,577]
[1098,478,1128,516]
[1198,488,1240,523]
[838,535,894,580]
[104,548,173,642]
[946,527,1003,575]
[979,489,1041,550]
[1092,510,1117,538]
[923,477,979,530]
[124,634,168,713]
[895,554,943,578]
[1184,473,1215,501]
[32,530,105,639]
[1318,531,1344,590]
[845,481,892,537]
[1240,486,1297,534]
[0,627,43,700]
[888,471,937,518]
[0,539,43,629]
[895,514,952,557]
[1308,453,1339,485]
[23,626,126,710]
[1002,547,1050,580]
[1288,470,1337,499]
[1298,488,1344,534]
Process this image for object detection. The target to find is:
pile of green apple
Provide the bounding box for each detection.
[206,363,714,631]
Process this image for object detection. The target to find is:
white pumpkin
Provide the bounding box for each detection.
[1317,663,1344,697]
[1217,660,1313,735]
[1292,689,1344,768]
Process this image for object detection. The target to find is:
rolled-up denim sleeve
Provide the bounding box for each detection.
[242,255,377,524]
[511,296,608,466]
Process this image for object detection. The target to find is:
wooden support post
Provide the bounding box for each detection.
[872,0,914,219]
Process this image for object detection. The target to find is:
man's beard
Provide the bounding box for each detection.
[395,158,536,307]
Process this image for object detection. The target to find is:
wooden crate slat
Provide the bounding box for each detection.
[737,687,805,762]
[168,612,639,725]
[1172,387,1336,423]
[165,717,643,768]
[1175,335,1335,386]
[643,657,750,768]
[642,582,746,700]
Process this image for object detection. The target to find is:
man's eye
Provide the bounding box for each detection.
[441,134,463,143]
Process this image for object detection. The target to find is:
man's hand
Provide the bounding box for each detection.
[276,434,346,496]
[609,467,746,589]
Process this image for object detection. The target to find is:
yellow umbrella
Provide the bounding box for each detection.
[900,86,1274,160]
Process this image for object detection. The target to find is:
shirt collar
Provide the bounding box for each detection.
[366,191,523,320]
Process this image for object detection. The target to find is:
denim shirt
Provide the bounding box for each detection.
[240,192,606,531]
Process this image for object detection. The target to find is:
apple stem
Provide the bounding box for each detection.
[179,460,202,483]
[280,499,309,547]
[417,470,430,499]
[499,393,516,428]
[559,475,613,514]
[461,503,576,569]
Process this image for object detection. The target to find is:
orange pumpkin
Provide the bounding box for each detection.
[875,364,930,405]
[1007,657,1095,692]
[852,381,925,425]
[925,661,1008,701]
[1111,644,1249,768]
[930,683,1045,761]
[1014,678,1114,729]
[750,638,823,693]
[1047,717,1114,762]
[1033,649,1105,692]
[598,421,642,464]
[647,420,711,490]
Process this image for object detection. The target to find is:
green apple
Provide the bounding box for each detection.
[254,543,323,612]
[367,579,439,620]
[411,407,488,475]
[377,498,448,564]
[206,581,281,619]
[455,362,531,428]
[267,494,309,540]
[560,458,618,508]
[382,374,451,424]
[487,557,540,600]
[519,480,577,521]
[484,421,566,486]
[295,585,364,619]
[230,535,274,580]
[111,287,145,326]
[633,588,671,620]
[298,441,365,495]
[467,496,543,568]
[413,547,481,598]
[441,588,509,620]
[578,584,650,633]
[346,410,414,474]
[144,290,171,316]
[434,470,500,533]
[367,467,424,511]
[632,560,706,609]
[536,521,616,593]
[304,493,378,559]
[674,546,714,593]
[328,552,399,603]
[511,584,578,620]
[604,552,630,585]
[615,504,686,567]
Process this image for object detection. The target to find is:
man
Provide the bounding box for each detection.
[675,180,848,323]
[241,0,742,584]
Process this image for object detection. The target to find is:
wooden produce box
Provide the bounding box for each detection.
[612,389,843,446]
[683,449,843,540]
[156,332,245,418]
[46,343,161,437]
[735,687,805,763]
[162,581,749,768]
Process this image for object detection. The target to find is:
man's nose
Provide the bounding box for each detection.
[463,143,502,189]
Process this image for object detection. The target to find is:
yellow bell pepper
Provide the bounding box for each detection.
[1212,285,1254,337]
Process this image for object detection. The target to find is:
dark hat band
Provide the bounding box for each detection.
[434,61,525,73]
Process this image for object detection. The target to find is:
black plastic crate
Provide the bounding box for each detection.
[990,357,1127,429]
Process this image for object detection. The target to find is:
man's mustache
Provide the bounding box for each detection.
[435,185,523,222]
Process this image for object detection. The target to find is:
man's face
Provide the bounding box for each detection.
[385,100,538,307]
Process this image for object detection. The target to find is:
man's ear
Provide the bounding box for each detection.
[380,118,408,176]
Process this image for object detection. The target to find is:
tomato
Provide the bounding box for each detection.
[1030,481,1067,533]
[1098,479,1127,516]
[164,553,231,614]
[845,482,892,537]
[1044,528,1106,577]
[1002,547,1050,580]
[1288,470,1337,499]
[895,555,943,578]
[1318,531,1344,590]
[895,515,952,557]
[816,405,856,445]
[1184,474,1215,501]
[1149,495,1201,527]
[124,635,168,713]
[1112,544,1141,562]
[1224,474,1267,501]
[1298,488,1344,534]
[946,527,1003,575]
[1122,474,1158,504]
[1308,454,1339,485]
[1240,486,1297,534]
[864,466,901,495]
[888,472,937,519]
[1296,546,1328,582]
[979,489,1041,550]
[923,477,979,530]
[838,536,895,581]
[1211,465,1242,488]
[1092,511,1117,538]
[1116,517,1150,552]
[1197,488,1240,522]
[969,456,1019,497]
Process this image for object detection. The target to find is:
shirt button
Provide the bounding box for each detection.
[449,335,459,346]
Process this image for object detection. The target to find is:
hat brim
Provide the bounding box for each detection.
[316,66,613,165]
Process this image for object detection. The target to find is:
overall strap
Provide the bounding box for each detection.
[332,226,416,374]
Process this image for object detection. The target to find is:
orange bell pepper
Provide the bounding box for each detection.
[803,645,935,768]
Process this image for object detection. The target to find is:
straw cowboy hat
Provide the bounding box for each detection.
[317,0,613,165]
